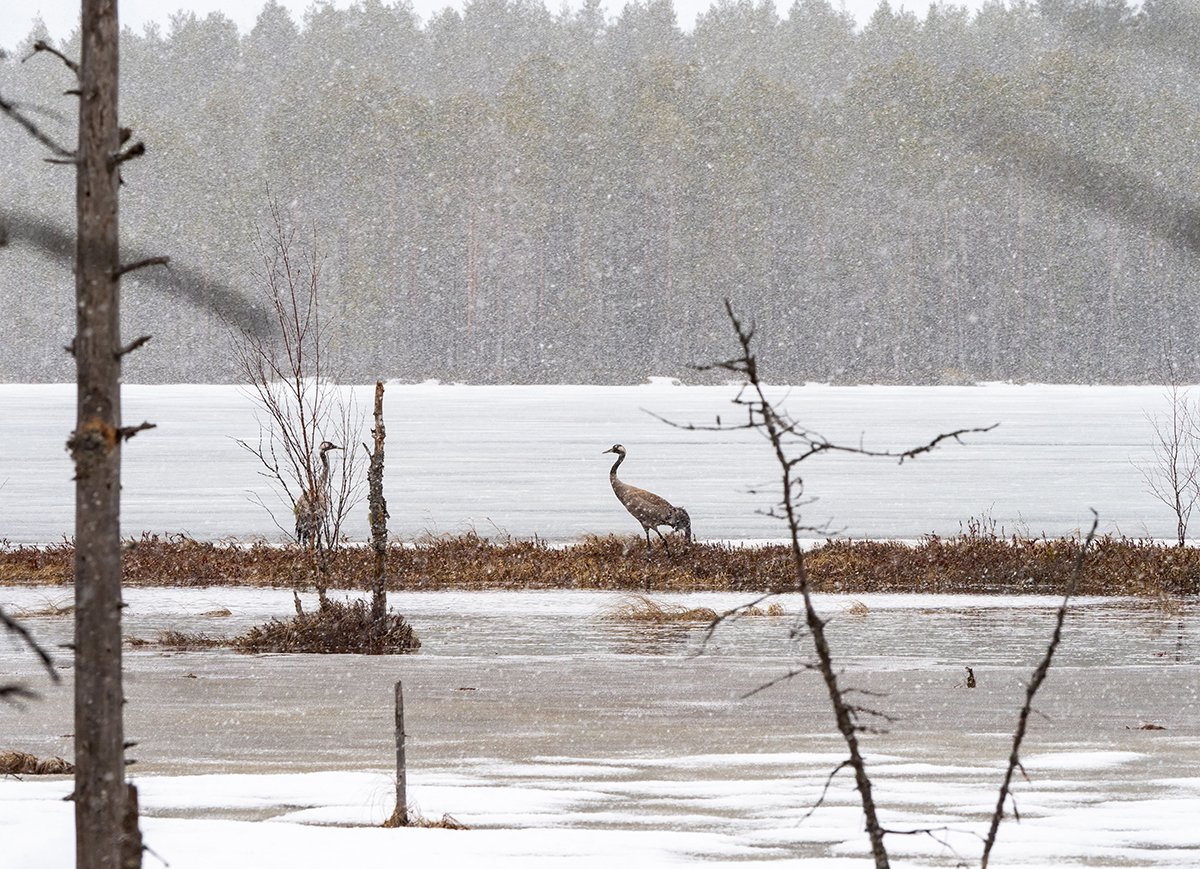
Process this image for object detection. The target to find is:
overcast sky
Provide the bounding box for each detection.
[3,0,982,51]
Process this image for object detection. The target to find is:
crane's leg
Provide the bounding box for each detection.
[654,527,672,556]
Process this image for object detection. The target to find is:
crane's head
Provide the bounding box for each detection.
[319,440,342,453]
[668,507,692,543]
[602,444,626,456]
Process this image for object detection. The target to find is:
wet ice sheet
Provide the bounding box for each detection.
[0,381,1186,544]
[2,589,1198,867]
[5,586,1198,667]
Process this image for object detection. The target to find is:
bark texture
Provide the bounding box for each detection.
[368,381,388,623]
[70,1,138,866]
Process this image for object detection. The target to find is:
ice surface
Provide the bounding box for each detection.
[0,382,1186,544]
[2,588,1197,867]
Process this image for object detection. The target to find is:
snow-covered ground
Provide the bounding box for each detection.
[3,589,1198,867]
[0,381,1188,544]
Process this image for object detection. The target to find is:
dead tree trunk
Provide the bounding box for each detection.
[367,381,389,624]
[69,1,142,866]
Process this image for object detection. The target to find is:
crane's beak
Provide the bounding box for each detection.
[601,447,614,454]
[330,444,343,451]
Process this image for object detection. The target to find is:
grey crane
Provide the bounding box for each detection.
[603,444,692,554]
[295,440,341,548]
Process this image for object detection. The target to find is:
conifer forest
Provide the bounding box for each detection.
[2,0,1197,385]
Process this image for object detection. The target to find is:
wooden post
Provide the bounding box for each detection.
[394,680,408,826]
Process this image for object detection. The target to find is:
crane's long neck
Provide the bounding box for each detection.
[318,449,331,491]
[609,451,625,483]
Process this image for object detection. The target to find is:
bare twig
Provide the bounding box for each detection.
[110,141,145,166]
[980,511,1099,869]
[26,40,80,76]
[800,759,852,822]
[1134,383,1200,547]
[1,606,60,703]
[117,422,156,441]
[232,196,364,563]
[0,93,75,158]
[708,299,995,869]
[113,256,169,278]
[116,335,152,358]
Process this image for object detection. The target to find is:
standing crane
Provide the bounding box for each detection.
[603,444,692,554]
[295,440,341,549]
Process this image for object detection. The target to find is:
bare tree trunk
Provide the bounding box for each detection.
[69,1,138,866]
[368,381,388,624]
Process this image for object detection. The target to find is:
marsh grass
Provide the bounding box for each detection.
[157,630,223,650]
[609,594,719,623]
[11,596,73,618]
[233,598,420,654]
[151,599,420,655]
[1,531,1196,596]
[382,807,467,829]
[0,750,74,775]
[608,595,787,623]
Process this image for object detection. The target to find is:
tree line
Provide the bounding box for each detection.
[2,0,1198,385]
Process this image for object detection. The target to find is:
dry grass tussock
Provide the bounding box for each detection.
[157,630,223,650]
[0,750,74,775]
[153,599,420,654]
[609,595,718,623]
[383,808,468,829]
[10,596,73,618]
[609,594,786,623]
[1,531,1197,596]
[233,598,420,654]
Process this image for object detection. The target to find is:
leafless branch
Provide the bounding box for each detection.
[116,336,152,359]
[113,256,169,278]
[980,510,1099,869]
[26,40,80,76]
[1134,383,1200,547]
[704,298,996,869]
[739,665,818,699]
[1,207,268,337]
[110,140,145,166]
[232,196,364,567]
[0,93,75,158]
[117,422,156,441]
[1,606,60,703]
[693,590,787,655]
[799,759,852,822]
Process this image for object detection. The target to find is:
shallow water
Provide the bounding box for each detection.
[4,588,1196,770]
[0,382,1185,544]
[3,588,1197,866]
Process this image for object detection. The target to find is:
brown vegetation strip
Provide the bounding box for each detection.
[1,533,1197,596]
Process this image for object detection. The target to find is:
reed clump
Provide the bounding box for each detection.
[0,750,74,775]
[232,598,420,655]
[157,630,223,650]
[2,531,1197,596]
[609,594,719,623]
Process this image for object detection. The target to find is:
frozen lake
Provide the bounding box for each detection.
[0,381,1188,545]
[2,588,1198,867]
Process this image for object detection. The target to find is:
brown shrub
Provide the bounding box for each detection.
[233,598,420,654]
